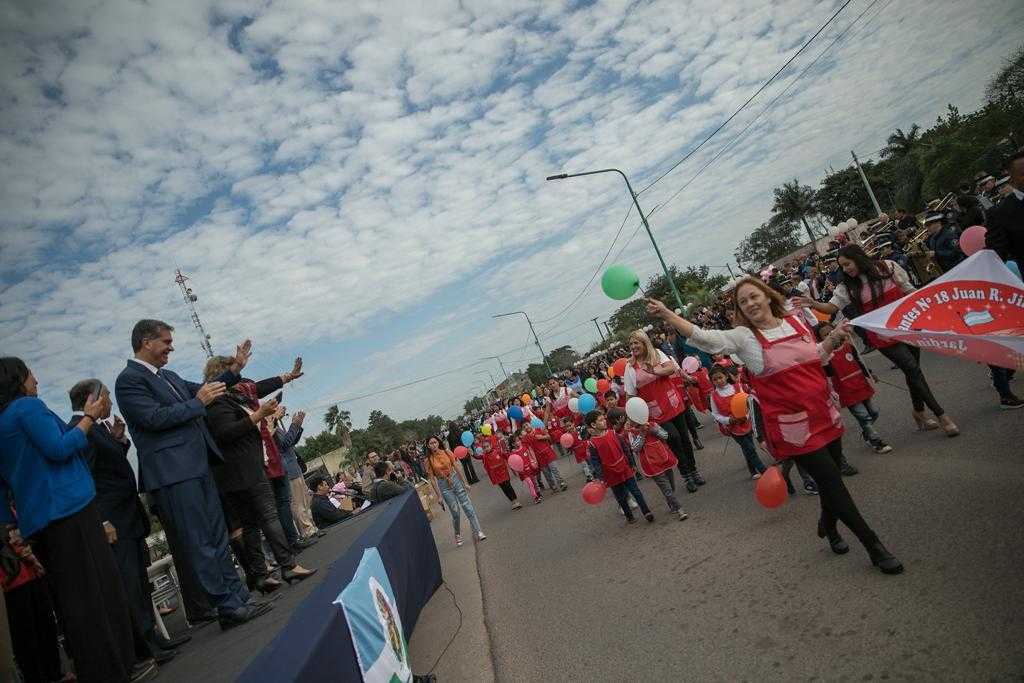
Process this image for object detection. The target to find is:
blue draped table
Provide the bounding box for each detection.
[238,489,441,682]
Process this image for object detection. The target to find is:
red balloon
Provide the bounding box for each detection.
[755,467,788,508]
[612,358,628,377]
[596,378,610,394]
[959,225,987,256]
[507,453,524,472]
[453,446,469,460]
[581,481,607,505]
[559,432,575,448]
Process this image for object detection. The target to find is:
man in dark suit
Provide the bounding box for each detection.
[115,319,271,630]
[986,149,1024,267]
[69,379,193,661]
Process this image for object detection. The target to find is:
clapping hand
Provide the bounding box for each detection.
[83,390,110,420]
[256,398,280,420]
[292,410,306,427]
[110,415,127,441]
[196,382,227,405]
[282,357,303,383]
[231,340,253,373]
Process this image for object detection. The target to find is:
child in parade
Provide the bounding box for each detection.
[508,432,542,504]
[522,420,568,492]
[816,323,894,455]
[481,437,521,511]
[570,419,594,482]
[625,417,688,521]
[707,365,767,479]
[586,411,653,524]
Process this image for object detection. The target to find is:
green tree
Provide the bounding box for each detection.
[607,265,728,334]
[881,124,921,159]
[296,430,344,462]
[734,216,801,270]
[323,405,352,447]
[986,44,1024,105]
[771,179,820,245]
[464,395,487,413]
[815,162,900,223]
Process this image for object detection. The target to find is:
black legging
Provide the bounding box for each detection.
[683,406,700,441]
[793,439,879,551]
[497,480,517,501]
[659,411,697,476]
[878,342,944,415]
[460,457,480,484]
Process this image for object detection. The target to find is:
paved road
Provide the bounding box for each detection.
[458,352,1024,681]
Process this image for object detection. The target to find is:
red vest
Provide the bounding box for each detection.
[749,315,844,459]
[828,342,875,407]
[524,431,557,468]
[710,388,753,437]
[631,360,686,423]
[571,435,590,463]
[495,413,511,434]
[627,428,677,477]
[589,430,635,486]
[481,446,510,485]
[684,367,712,412]
[855,274,904,348]
[509,444,538,479]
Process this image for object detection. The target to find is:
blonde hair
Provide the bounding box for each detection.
[203,355,235,381]
[628,329,660,365]
[731,277,788,329]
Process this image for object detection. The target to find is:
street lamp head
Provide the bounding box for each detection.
[546,173,568,181]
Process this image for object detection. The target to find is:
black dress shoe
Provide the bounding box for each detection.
[218,602,274,631]
[816,518,849,554]
[254,576,283,594]
[151,647,177,664]
[868,542,904,575]
[129,659,159,682]
[153,632,192,650]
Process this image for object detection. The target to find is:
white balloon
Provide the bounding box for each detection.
[845,218,857,227]
[567,397,580,414]
[624,397,650,424]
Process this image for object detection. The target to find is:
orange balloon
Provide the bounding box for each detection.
[730,392,749,418]
[521,393,532,405]
[755,467,787,508]
[606,366,615,379]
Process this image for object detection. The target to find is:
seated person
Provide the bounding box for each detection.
[365,461,410,504]
[310,475,363,528]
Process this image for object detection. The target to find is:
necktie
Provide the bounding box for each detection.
[157,370,185,401]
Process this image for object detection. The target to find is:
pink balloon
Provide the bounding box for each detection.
[581,481,607,505]
[560,432,575,448]
[959,225,987,256]
[507,453,524,473]
[682,356,700,373]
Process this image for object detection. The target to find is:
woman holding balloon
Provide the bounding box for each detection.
[622,330,703,493]
[425,436,485,547]
[647,280,903,575]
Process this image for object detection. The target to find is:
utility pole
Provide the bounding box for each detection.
[851,150,882,217]
[174,269,214,358]
[725,263,736,279]
[493,311,553,376]
[592,317,605,341]
[602,321,613,339]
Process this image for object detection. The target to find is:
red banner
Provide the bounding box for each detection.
[851,251,1024,369]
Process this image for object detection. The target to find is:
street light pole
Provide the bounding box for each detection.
[592,316,605,341]
[546,168,686,312]
[851,150,882,217]
[481,355,510,382]
[493,310,553,376]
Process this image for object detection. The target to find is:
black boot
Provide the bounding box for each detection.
[867,542,904,574]
[817,517,849,555]
[683,471,698,493]
[839,457,859,476]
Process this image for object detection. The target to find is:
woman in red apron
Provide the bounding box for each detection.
[647,279,903,575]
[623,330,704,493]
[797,244,958,437]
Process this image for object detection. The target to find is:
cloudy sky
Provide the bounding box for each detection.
[2,0,1022,440]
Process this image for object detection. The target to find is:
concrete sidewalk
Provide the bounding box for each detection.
[409,498,496,682]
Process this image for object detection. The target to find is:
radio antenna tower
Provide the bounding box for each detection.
[174,268,214,358]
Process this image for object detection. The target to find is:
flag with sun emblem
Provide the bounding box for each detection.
[851,250,1024,369]
[336,548,412,683]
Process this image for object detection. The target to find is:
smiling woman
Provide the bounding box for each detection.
[646,285,904,576]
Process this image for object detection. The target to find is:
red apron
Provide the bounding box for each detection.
[571,435,590,463]
[856,276,904,349]
[525,431,557,468]
[589,431,635,486]
[495,413,511,434]
[684,367,712,412]
[552,389,572,420]
[627,428,677,477]
[710,388,753,437]
[632,361,685,423]
[510,445,538,479]
[749,315,844,459]
[481,446,510,485]
[829,342,875,407]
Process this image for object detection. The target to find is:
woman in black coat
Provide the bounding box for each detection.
[203,357,315,593]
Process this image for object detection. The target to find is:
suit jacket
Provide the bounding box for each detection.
[311,493,351,527]
[986,193,1024,266]
[205,377,284,493]
[70,416,150,540]
[114,360,239,491]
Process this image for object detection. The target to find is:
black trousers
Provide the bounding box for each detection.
[460,457,479,484]
[224,479,295,577]
[683,407,700,441]
[497,480,517,502]
[659,412,697,476]
[111,535,155,638]
[4,579,61,683]
[32,501,135,683]
[878,342,944,415]
[794,439,879,551]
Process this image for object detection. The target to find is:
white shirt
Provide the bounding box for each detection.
[708,385,737,425]
[687,320,811,376]
[623,350,672,395]
[827,260,914,311]
[129,357,160,374]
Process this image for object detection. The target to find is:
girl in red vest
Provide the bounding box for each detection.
[623,330,704,493]
[707,365,767,479]
[507,433,541,504]
[569,420,594,482]
[480,437,521,511]
[522,421,567,492]
[797,244,958,437]
[816,323,894,455]
[624,417,688,521]
[648,279,903,574]
[585,411,653,524]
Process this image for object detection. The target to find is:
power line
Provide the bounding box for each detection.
[634,0,855,197]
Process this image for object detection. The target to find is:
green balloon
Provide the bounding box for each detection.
[601,264,640,300]
[584,377,598,394]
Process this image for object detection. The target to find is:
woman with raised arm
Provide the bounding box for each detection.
[795,244,958,437]
[647,279,903,575]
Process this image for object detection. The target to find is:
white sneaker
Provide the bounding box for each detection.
[677,510,689,521]
[476,532,487,541]
[455,534,464,547]
[752,473,762,480]
[629,498,639,509]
